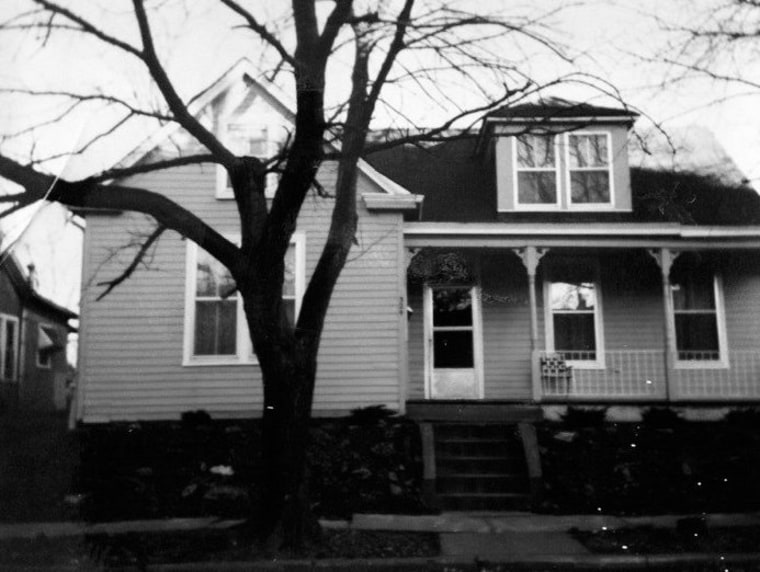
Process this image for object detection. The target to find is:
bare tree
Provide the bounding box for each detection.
[0,0,608,548]
[651,0,760,94]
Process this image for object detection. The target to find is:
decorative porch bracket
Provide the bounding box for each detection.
[646,248,682,401]
[512,247,548,349]
[513,247,549,402]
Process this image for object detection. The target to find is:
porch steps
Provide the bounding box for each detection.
[433,424,530,511]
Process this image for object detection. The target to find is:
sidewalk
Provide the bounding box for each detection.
[2,511,760,569]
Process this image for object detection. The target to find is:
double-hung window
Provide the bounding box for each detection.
[567,133,612,205]
[216,123,279,199]
[545,263,604,367]
[0,313,19,382]
[184,234,305,365]
[671,262,726,365]
[514,134,559,207]
[513,131,614,209]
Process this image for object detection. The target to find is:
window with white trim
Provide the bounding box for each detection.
[544,263,604,366]
[216,123,279,199]
[514,134,558,206]
[670,261,726,364]
[0,313,19,382]
[184,234,305,365]
[567,133,612,204]
[512,131,614,210]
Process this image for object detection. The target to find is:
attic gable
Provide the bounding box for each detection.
[115,60,416,207]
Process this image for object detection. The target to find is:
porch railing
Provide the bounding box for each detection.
[533,350,760,401]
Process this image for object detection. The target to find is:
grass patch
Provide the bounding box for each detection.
[0,412,79,522]
[574,525,760,555]
[0,529,440,567]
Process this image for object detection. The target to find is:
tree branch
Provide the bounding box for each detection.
[131,0,234,166]
[30,0,143,58]
[95,223,166,300]
[217,0,298,68]
[92,154,217,183]
[0,153,242,276]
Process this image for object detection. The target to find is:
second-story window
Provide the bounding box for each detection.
[567,133,612,204]
[216,123,278,199]
[515,134,558,206]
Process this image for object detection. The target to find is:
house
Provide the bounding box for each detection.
[0,249,77,412]
[76,63,760,509]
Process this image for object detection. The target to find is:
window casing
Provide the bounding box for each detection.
[216,122,279,199]
[566,132,613,206]
[544,263,605,368]
[514,134,560,208]
[513,132,614,210]
[670,265,727,368]
[0,313,19,382]
[183,233,305,366]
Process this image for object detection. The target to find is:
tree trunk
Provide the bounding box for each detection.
[248,324,321,550]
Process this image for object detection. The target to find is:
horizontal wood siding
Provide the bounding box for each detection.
[722,253,760,352]
[80,162,403,421]
[597,251,665,350]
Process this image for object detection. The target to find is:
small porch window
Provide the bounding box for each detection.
[0,314,19,381]
[671,262,726,365]
[514,134,559,207]
[544,263,604,367]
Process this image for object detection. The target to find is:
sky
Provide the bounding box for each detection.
[0,0,758,314]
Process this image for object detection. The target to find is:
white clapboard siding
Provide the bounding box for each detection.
[79,161,404,421]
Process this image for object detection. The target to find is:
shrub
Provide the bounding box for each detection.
[76,408,428,521]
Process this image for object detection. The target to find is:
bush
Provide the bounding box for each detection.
[538,412,760,515]
[307,407,427,518]
[76,408,428,521]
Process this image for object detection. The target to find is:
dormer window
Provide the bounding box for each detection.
[216,122,279,199]
[515,134,559,207]
[567,132,612,205]
[509,130,618,211]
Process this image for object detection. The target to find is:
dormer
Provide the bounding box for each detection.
[483,98,638,214]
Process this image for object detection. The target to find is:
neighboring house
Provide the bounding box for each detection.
[0,251,77,412]
[76,63,760,508]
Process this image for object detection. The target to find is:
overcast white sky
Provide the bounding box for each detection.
[1,0,758,312]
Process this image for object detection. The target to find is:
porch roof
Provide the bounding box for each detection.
[403,222,760,249]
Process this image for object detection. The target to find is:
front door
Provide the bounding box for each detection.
[424,285,483,399]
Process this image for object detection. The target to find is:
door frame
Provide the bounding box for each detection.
[423,284,485,399]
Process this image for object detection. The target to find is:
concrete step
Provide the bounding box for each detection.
[439,492,530,511]
[437,474,530,495]
[435,439,522,457]
[437,456,526,475]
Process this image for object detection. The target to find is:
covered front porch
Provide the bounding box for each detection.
[404,222,760,405]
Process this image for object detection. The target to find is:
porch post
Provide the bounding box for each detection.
[647,248,680,401]
[514,247,549,401]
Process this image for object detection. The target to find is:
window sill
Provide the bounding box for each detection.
[183,357,260,367]
[674,360,729,370]
[566,360,606,370]
[501,206,628,213]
